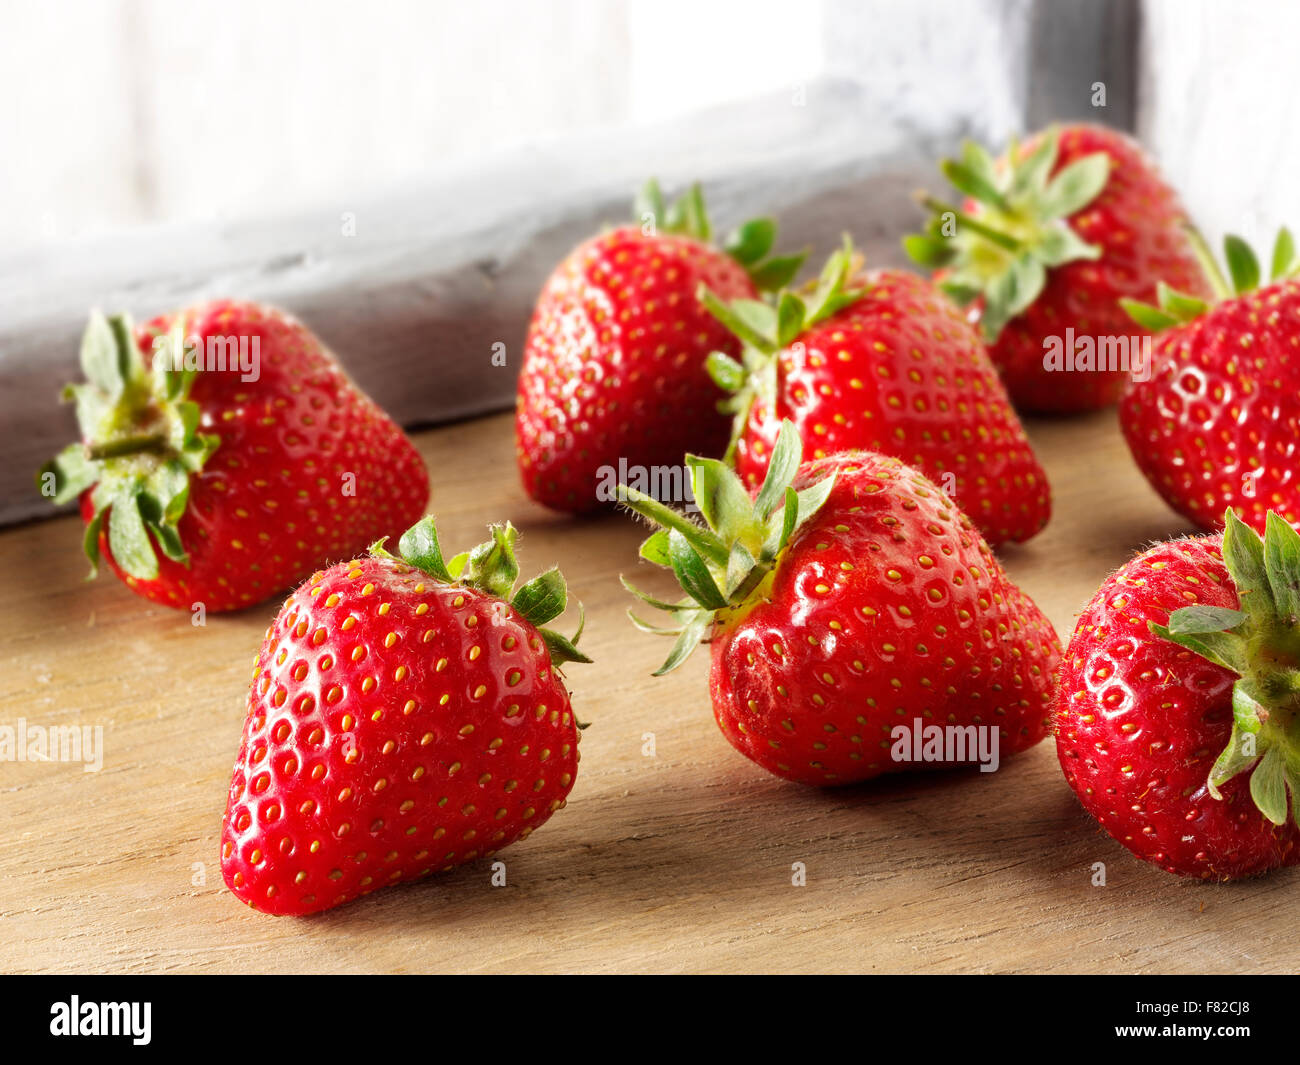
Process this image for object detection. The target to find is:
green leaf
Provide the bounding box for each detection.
[815,241,851,292]
[653,611,712,676]
[540,627,593,667]
[686,455,755,546]
[63,382,108,432]
[775,291,806,347]
[794,471,838,532]
[1231,682,1268,734]
[1223,234,1260,295]
[1039,153,1110,219]
[1286,762,1300,822]
[106,490,159,581]
[1010,131,1059,198]
[940,157,1008,211]
[679,183,711,242]
[773,486,800,554]
[1155,282,1208,321]
[1036,224,1100,267]
[617,483,728,565]
[1164,604,1245,635]
[1263,511,1300,623]
[1222,507,1274,623]
[141,460,189,523]
[938,278,983,308]
[983,254,1046,336]
[461,524,519,600]
[1007,254,1048,319]
[697,287,777,351]
[667,530,728,611]
[1207,720,1262,800]
[1182,225,1232,301]
[753,420,802,521]
[397,516,454,581]
[705,350,746,393]
[37,444,99,505]
[147,519,189,565]
[512,567,567,628]
[724,218,776,265]
[620,574,691,613]
[628,610,687,636]
[724,540,759,597]
[800,238,868,328]
[1120,298,1180,332]
[746,253,805,293]
[960,138,1001,188]
[1148,621,1247,675]
[79,311,129,396]
[1271,227,1297,281]
[902,234,955,268]
[634,178,666,232]
[81,509,104,578]
[1249,746,1289,825]
[162,477,191,526]
[639,529,671,566]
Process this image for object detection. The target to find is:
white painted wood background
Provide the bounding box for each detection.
[1138,1,1300,250]
[1,0,825,250]
[4,0,1290,253]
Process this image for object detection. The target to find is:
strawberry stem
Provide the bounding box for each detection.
[1182,224,1234,301]
[916,196,1023,252]
[38,311,220,581]
[86,432,169,461]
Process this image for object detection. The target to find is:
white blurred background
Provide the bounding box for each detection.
[4,0,1295,252]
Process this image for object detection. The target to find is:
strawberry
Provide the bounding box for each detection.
[38,301,429,611]
[220,515,590,915]
[907,123,1209,412]
[1119,229,1300,534]
[1055,510,1300,879]
[618,422,1060,785]
[701,240,1051,546]
[515,180,804,513]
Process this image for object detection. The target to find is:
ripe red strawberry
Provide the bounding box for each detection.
[515,180,804,512]
[618,423,1060,784]
[702,240,1051,546]
[907,123,1209,412]
[1118,229,1300,534]
[1055,510,1300,879]
[38,301,429,611]
[221,516,590,915]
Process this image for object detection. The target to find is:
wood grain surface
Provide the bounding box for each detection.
[2,410,1296,974]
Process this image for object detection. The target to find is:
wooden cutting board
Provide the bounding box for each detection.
[2,410,1295,974]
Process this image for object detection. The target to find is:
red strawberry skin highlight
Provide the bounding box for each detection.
[65,300,429,611]
[222,549,581,916]
[516,225,755,512]
[1119,280,1300,534]
[732,269,1051,546]
[1055,535,1300,879]
[708,453,1060,784]
[979,126,1210,412]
